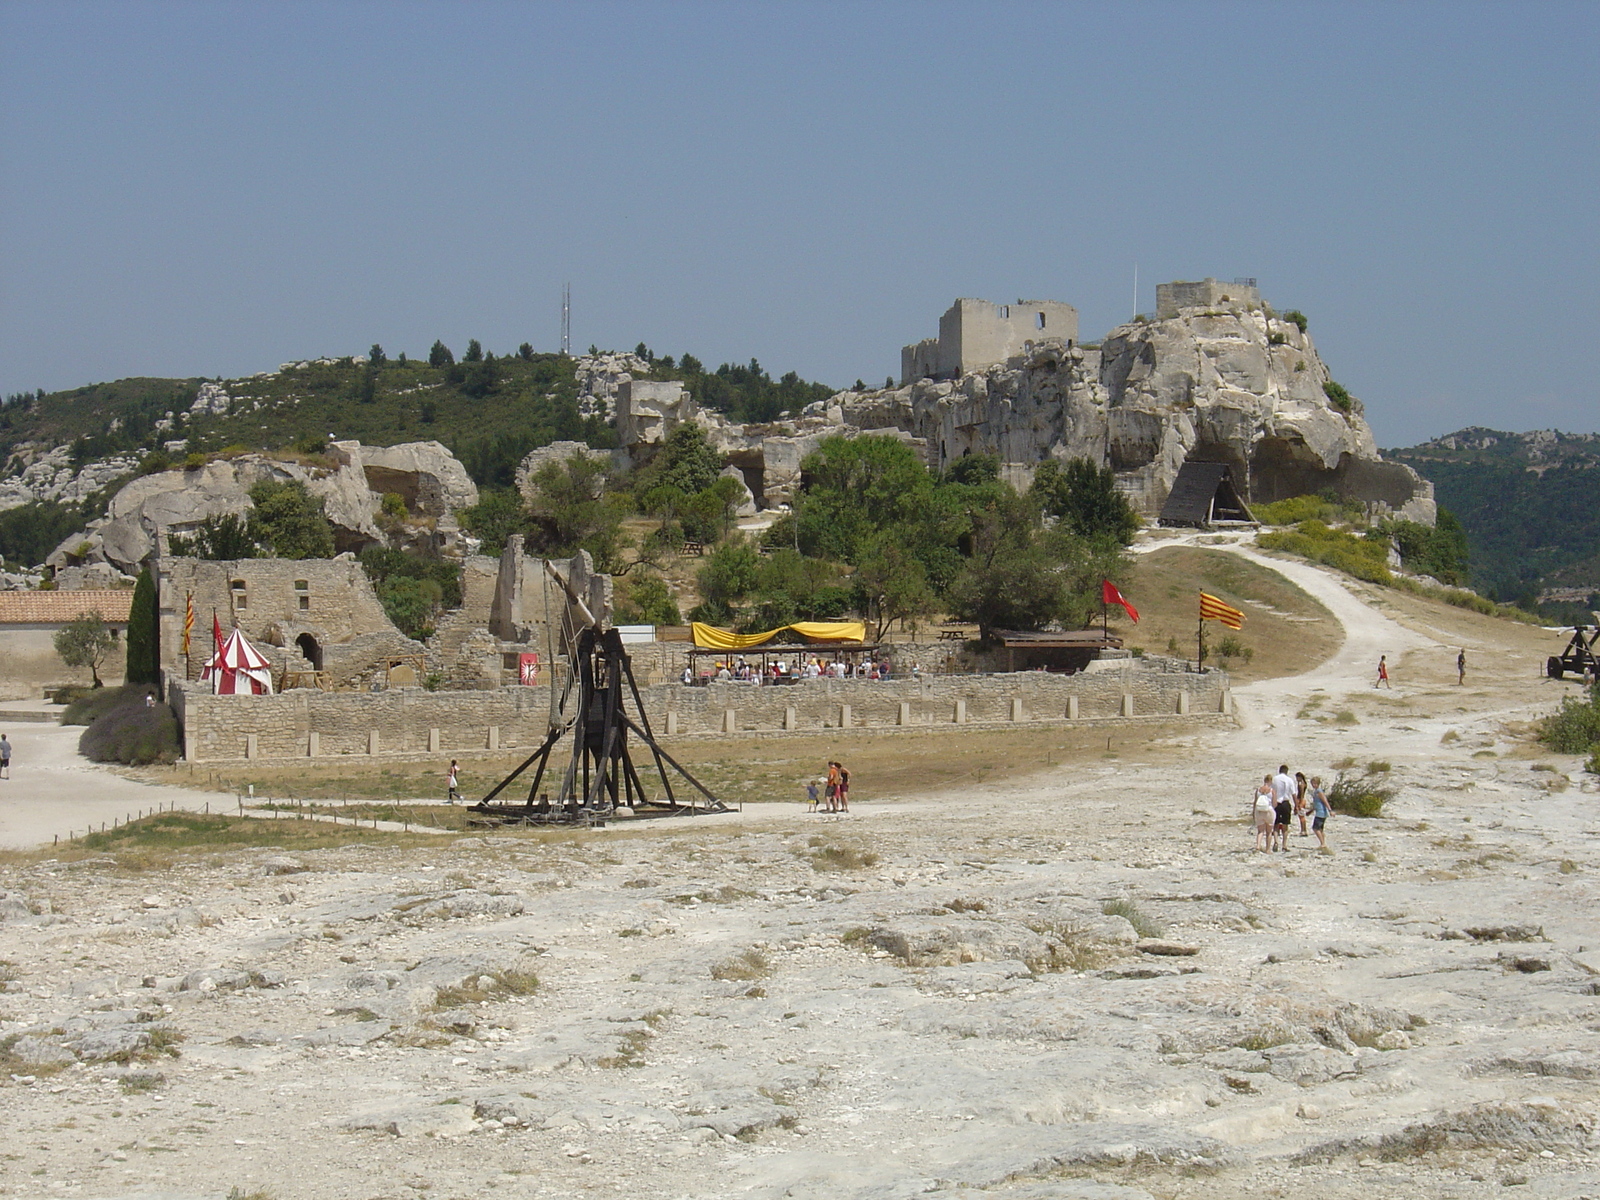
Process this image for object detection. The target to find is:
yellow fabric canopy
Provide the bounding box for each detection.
[689,621,866,650]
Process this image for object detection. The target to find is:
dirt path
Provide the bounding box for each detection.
[0,722,228,850]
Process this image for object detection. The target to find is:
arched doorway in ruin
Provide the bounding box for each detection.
[295,633,323,672]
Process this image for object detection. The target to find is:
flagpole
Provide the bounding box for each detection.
[1196,592,1204,671]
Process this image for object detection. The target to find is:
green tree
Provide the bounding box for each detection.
[1031,458,1140,545]
[641,422,724,497]
[796,435,934,563]
[693,537,761,623]
[853,533,935,639]
[463,339,484,363]
[167,513,257,560]
[248,480,335,559]
[54,611,116,687]
[429,340,455,368]
[368,343,387,366]
[458,488,526,556]
[518,342,534,361]
[359,547,462,638]
[614,574,682,626]
[524,453,627,570]
[745,548,844,629]
[125,567,159,685]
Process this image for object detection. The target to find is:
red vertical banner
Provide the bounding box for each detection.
[518,653,540,685]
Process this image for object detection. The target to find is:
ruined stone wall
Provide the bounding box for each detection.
[157,557,406,679]
[175,666,1230,762]
[1156,278,1261,319]
[903,299,1081,383]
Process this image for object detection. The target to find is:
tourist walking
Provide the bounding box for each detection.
[1457,649,1466,685]
[825,762,840,812]
[1310,776,1331,849]
[1375,655,1391,688]
[805,778,820,811]
[1271,763,1294,851]
[1294,771,1310,837]
[0,732,10,780]
[836,762,850,812]
[446,759,461,804]
[1252,775,1274,852]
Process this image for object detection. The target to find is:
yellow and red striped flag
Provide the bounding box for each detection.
[183,591,194,655]
[1199,591,1244,630]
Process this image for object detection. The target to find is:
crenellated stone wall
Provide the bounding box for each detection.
[173,661,1231,763]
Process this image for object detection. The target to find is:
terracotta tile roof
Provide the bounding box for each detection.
[0,589,135,624]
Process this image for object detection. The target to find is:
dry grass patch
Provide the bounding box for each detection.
[804,838,879,871]
[710,948,769,981]
[1124,547,1341,681]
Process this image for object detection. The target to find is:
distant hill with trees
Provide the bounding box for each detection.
[1386,427,1600,618]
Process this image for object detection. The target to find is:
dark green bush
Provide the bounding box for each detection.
[62,684,155,726]
[1540,682,1600,756]
[1326,769,1395,818]
[1282,310,1308,334]
[1323,381,1353,413]
[77,690,180,765]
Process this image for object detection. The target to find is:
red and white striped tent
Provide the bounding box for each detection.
[201,627,275,695]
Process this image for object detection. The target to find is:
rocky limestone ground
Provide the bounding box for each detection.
[1,555,1598,1200]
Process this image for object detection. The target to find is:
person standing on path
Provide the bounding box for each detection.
[1458,649,1466,685]
[1294,771,1311,837]
[825,762,840,812]
[0,733,9,780]
[1271,764,1295,851]
[1310,776,1331,849]
[1375,655,1391,689]
[1252,775,1274,852]
[446,759,461,804]
[805,779,820,811]
[836,763,850,812]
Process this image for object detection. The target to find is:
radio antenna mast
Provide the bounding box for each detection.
[560,283,571,356]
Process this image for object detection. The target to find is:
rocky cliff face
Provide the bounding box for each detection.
[824,304,1432,521]
[41,440,478,581]
[611,302,1432,523]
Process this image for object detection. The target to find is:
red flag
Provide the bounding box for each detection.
[1102,579,1139,623]
[212,611,224,655]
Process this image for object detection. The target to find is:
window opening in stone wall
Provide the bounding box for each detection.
[231,580,247,609]
[295,579,309,611]
[1000,305,1010,318]
[1036,312,1046,329]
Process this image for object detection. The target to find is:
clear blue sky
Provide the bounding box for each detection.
[2,0,1596,446]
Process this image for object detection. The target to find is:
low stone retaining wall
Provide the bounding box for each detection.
[172,662,1230,762]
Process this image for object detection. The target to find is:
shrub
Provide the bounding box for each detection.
[1539,682,1600,756]
[1323,381,1353,413]
[78,690,181,765]
[1252,493,1364,527]
[1282,310,1308,333]
[1101,898,1165,938]
[1268,331,1287,346]
[1326,769,1395,818]
[62,684,150,725]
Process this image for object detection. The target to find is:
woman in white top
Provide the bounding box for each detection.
[1251,775,1274,852]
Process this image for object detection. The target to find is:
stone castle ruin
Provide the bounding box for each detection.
[901,298,1081,384]
[611,279,1433,523]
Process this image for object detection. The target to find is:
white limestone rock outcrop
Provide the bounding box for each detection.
[609,300,1432,523]
[44,441,480,576]
[0,445,143,512]
[829,305,1433,521]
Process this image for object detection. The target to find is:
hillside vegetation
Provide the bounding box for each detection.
[1387,427,1600,616]
[0,341,838,494]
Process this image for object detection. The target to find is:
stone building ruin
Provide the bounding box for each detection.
[901,298,1080,384]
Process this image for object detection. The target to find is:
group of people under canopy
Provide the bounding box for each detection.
[682,619,900,686]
